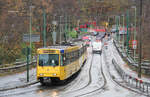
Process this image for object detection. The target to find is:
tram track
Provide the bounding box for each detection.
[0,49,91,94]
[61,49,108,97]
[0,48,108,97]
[75,54,107,97]
[0,80,72,97]
[0,48,94,97]
[64,53,94,93]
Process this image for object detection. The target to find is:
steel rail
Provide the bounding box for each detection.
[76,54,107,97]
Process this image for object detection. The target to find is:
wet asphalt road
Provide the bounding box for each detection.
[0,42,146,97]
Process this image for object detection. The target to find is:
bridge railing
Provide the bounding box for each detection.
[113,40,150,75]
[112,59,150,94]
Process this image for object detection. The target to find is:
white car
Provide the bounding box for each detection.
[92,40,102,54]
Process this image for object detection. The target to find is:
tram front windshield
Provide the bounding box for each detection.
[39,54,59,66]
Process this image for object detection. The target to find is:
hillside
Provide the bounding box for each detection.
[0,0,149,64]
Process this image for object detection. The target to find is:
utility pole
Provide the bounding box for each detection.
[62,16,64,43]
[122,14,125,51]
[27,6,32,82]
[68,15,70,40]
[29,6,32,57]
[26,47,30,82]
[126,10,129,55]
[65,14,67,42]
[52,15,57,45]
[115,16,118,41]
[118,16,121,44]
[59,16,63,45]
[138,0,143,78]
[27,0,33,82]
[133,6,137,61]
[43,9,46,47]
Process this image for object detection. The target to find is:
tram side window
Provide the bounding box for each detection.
[70,52,73,62]
[71,50,77,62]
[62,50,80,65]
[77,50,79,57]
[75,50,78,60]
[71,51,74,62]
[66,53,70,65]
[74,51,76,61]
[61,54,66,66]
[73,51,76,61]
[74,51,77,61]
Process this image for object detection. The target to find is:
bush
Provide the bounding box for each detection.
[68,31,77,38]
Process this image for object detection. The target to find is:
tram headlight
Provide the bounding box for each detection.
[52,73,57,76]
[39,73,44,76]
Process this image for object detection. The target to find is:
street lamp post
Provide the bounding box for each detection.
[27,5,34,82]
[52,15,57,45]
[29,5,35,60]
[126,10,129,55]
[59,16,63,45]
[68,15,71,40]
[131,6,137,61]
[115,16,119,41]
[138,0,143,78]
[118,16,121,44]
[65,14,68,42]
[122,14,125,51]
[29,6,32,55]
[43,8,46,47]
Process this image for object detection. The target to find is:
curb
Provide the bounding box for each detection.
[0,81,39,91]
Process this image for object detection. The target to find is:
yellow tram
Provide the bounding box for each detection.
[36,43,87,85]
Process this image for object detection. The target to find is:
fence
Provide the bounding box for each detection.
[113,40,150,75]
[0,60,36,73]
[112,59,150,94]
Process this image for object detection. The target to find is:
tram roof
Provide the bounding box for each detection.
[38,42,85,50]
[38,45,79,50]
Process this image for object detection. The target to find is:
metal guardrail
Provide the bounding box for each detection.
[113,40,150,75]
[112,59,150,94]
[0,60,36,73]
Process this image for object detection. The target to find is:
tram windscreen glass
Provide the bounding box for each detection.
[39,54,59,66]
